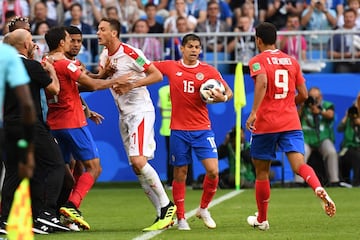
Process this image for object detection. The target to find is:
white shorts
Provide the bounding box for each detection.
[119,111,156,162]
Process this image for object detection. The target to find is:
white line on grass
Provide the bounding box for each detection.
[132,190,244,240]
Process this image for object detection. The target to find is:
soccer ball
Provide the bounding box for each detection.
[200,79,225,104]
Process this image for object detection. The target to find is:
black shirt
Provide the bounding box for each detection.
[148,22,164,34]
[4,57,52,124]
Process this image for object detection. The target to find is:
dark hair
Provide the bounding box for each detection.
[131,19,148,33]
[348,105,358,117]
[35,1,47,9]
[8,16,29,32]
[145,2,157,9]
[5,10,16,19]
[344,8,357,16]
[45,26,67,51]
[207,0,219,8]
[66,25,82,35]
[255,22,277,45]
[70,2,82,11]
[176,16,186,24]
[100,18,121,38]
[287,13,299,20]
[181,33,201,46]
[33,20,50,35]
[106,6,118,14]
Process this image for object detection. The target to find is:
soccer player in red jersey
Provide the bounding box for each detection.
[245,22,336,231]
[55,26,106,231]
[44,26,130,230]
[153,33,233,230]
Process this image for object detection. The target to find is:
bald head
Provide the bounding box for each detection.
[11,29,30,48]
[9,29,35,58]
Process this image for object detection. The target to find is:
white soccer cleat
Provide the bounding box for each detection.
[196,208,216,229]
[177,219,191,230]
[67,223,81,231]
[247,214,270,231]
[315,187,336,217]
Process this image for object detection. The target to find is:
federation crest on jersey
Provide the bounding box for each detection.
[112,58,118,66]
[196,72,204,80]
[252,62,261,72]
[67,62,78,72]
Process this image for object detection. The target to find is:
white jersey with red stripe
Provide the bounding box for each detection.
[99,43,155,115]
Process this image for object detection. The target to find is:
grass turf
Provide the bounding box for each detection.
[35,183,359,240]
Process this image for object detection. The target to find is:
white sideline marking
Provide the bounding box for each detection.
[132,190,244,240]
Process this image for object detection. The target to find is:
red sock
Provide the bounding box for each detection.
[73,167,82,183]
[298,164,322,191]
[200,175,218,209]
[255,179,270,223]
[172,180,186,220]
[69,172,94,208]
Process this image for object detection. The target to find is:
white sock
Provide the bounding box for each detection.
[140,163,170,208]
[138,174,161,217]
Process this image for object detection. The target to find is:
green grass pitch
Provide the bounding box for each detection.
[35,183,359,240]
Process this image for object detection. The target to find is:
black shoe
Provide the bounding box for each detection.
[37,211,70,231]
[160,201,175,220]
[0,221,7,235]
[157,201,176,229]
[33,220,54,234]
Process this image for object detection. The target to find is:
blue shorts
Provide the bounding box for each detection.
[51,126,99,164]
[170,130,218,167]
[250,130,305,161]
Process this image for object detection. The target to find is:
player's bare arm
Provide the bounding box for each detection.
[295,82,308,105]
[246,73,267,131]
[133,64,163,88]
[112,64,163,95]
[78,71,133,91]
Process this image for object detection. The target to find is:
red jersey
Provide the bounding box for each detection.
[248,49,304,134]
[154,60,225,130]
[46,59,84,130]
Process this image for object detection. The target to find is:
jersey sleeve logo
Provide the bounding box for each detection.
[252,62,261,72]
[67,62,78,72]
[136,57,146,67]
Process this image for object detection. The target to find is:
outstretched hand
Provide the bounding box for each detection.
[102,58,117,78]
[112,73,136,95]
[41,58,56,73]
[89,110,104,125]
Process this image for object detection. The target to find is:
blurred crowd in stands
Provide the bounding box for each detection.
[1,0,360,73]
